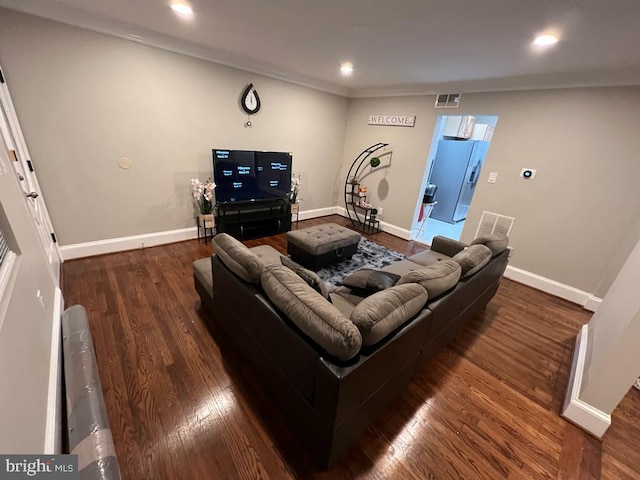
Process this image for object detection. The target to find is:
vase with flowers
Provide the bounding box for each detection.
[191,178,215,230]
[290,173,302,204]
[290,173,302,217]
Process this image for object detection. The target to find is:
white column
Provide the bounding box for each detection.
[562,236,640,437]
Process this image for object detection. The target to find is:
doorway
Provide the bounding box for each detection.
[411,114,499,245]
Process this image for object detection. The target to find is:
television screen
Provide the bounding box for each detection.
[213,149,292,203]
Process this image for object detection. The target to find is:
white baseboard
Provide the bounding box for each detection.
[504,266,602,312]
[60,227,199,260]
[379,221,411,240]
[335,207,411,239]
[298,206,338,221]
[60,208,338,260]
[583,296,602,312]
[56,212,602,315]
[561,324,612,438]
[44,287,64,454]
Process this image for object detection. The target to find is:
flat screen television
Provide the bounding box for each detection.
[213,149,292,203]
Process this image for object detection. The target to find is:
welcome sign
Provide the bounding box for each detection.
[368,115,416,127]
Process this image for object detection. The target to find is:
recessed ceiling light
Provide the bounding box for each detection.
[340,63,354,76]
[171,2,193,17]
[533,34,559,46]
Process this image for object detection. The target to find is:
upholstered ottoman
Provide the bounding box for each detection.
[287,223,361,270]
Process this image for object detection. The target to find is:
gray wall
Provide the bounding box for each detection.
[2,9,640,297]
[340,88,640,296]
[340,96,437,230]
[0,9,349,245]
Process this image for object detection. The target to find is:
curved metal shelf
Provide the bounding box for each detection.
[343,143,388,231]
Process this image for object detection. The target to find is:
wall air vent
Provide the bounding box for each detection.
[434,93,461,108]
[475,211,515,238]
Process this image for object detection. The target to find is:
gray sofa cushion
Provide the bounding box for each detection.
[380,259,422,277]
[470,234,509,256]
[332,286,367,307]
[281,256,331,300]
[341,269,400,293]
[193,257,213,295]
[429,236,468,257]
[213,233,263,284]
[406,249,452,267]
[453,244,492,278]
[396,259,461,299]
[329,293,356,318]
[350,284,428,347]
[261,265,362,361]
[251,245,285,266]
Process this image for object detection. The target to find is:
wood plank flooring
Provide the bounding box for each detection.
[62,215,640,479]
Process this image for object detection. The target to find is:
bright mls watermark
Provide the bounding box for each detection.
[0,455,77,479]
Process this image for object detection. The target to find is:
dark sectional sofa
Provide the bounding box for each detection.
[193,231,509,468]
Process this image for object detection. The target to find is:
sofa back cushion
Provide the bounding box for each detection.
[470,234,509,256]
[261,264,362,361]
[350,284,428,347]
[396,259,461,299]
[281,256,331,301]
[213,233,264,284]
[452,244,492,278]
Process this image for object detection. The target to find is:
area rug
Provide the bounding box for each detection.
[316,238,406,288]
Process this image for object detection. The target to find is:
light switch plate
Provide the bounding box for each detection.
[488,172,498,183]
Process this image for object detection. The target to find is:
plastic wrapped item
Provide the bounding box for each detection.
[62,305,122,480]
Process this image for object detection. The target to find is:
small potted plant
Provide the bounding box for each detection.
[191,177,215,229]
[348,176,360,194]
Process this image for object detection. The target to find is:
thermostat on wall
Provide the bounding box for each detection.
[520,168,537,179]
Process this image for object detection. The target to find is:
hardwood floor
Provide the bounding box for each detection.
[62,215,640,479]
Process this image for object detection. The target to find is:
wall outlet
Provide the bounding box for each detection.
[377,207,384,216]
[488,172,498,183]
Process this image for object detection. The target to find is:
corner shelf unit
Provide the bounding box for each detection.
[215,197,291,240]
[344,143,388,234]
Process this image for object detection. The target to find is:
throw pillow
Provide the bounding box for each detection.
[470,234,509,256]
[341,269,401,294]
[350,283,428,347]
[212,233,263,284]
[396,260,461,299]
[452,244,492,278]
[261,265,362,361]
[281,256,332,301]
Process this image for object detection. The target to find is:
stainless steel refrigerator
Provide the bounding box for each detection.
[428,139,488,224]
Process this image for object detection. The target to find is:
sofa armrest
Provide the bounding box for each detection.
[430,235,467,257]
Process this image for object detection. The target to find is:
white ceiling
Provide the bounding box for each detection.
[2,0,640,97]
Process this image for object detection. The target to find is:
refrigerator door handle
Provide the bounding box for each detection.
[468,163,479,184]
[468,158,484,184]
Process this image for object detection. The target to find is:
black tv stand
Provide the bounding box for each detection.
[215,198,292,240]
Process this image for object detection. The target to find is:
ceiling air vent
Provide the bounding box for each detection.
[434,93,461,108]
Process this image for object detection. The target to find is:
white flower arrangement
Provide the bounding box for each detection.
[190,177,215,214]
[290,173,302,204]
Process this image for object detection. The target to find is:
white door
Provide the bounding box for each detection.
[0,67,61,283]
[0,128,62,453]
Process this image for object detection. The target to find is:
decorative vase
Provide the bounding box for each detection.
[198,213,215,229]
